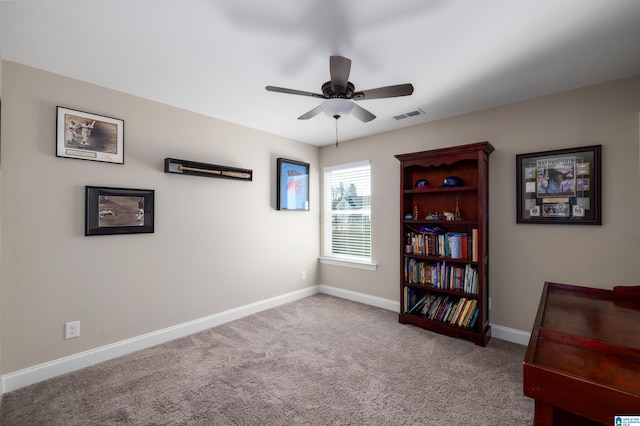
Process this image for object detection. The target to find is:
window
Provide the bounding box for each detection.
[322,161,371,265]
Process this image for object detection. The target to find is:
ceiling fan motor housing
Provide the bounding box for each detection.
[322,81,355,98]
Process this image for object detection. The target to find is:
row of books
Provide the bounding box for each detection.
[406,228,478,261]
[404,258,479,294]
[405,288,479,329]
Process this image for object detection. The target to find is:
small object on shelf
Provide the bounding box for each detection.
[413,206,418,220]
[414,179,430,189]
[404,214,413,220]
[425,212,439,220]
[455,198,462,221]
[441,176,464,188]
[443,211,454,221]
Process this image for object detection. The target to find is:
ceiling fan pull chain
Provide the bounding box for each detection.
[335,117,339,147]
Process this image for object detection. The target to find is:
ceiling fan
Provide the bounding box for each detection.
[266,55,414,123]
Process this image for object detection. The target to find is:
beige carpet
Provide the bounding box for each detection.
[0,294,533,425]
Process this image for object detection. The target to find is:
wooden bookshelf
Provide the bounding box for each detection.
[396,142,494,346]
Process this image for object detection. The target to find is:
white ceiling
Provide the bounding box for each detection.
[1,0,640,146]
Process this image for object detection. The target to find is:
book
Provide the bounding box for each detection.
[409,293,429,314]
[449,297,466,325]
[420,224,446,235]
[427,234,436,256]
[438,234,446,257]
[468,307,479,328]
[445,300,459,323]
[448,233,461,259]
[461,235,469,259]
[441,301,454,323]
[403,286,407,312]
[457,299,473,327]
[461,300,477,327]
[435,296,451,321]
[406,287,419,312]
[463,265,478,294]
[427,297,443,319]
[421,295,438,316]
[404,257,408,282]
[472,228,478,262]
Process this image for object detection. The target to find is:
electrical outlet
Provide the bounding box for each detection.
[301,271,306,280]
[65,321,80,339]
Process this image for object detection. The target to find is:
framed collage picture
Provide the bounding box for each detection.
[516,145,601,225]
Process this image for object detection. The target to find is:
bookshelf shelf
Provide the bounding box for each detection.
[404,220,478,226]
[403,282,480,298]
[404,186,478,194]
[399,313,482,341]
[396,142,494,346]
[405,254,477,265]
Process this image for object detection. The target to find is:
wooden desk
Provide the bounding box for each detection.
[523,282,640,425]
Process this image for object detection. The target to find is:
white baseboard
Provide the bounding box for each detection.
[1,284,529,394]
[318,284,401,312]
[1,286,319,394]
[489,324,531,346]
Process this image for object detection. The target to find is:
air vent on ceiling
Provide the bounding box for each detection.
[394,108,425,120]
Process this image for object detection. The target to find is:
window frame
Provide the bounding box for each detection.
[320,160,376,271]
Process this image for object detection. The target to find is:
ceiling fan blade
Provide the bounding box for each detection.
[351,104,376,122]
[297,105,323,120]
[352,83,414,100]
[330,56,351,94]
[266,86,325,99]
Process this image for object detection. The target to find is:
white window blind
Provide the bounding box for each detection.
[323,161,371,261]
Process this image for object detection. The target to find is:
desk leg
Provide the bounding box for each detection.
[534,400,554,426]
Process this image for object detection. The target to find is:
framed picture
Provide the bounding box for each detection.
[85,186,154,235]
[277,158,309,211]
[57,106,124,164]
[516,145,601,225]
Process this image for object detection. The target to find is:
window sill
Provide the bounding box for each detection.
[318,257,378,271]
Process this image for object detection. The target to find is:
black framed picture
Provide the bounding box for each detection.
[277,158,309,211]
[516,145,601,225]
[85,186,154,235]
[56,106,124,164]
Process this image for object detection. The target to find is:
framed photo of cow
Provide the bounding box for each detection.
[56,106,124,164]
[85,186,154,236]
[516,145,601,225]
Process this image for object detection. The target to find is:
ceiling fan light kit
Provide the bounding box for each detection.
[321,98,354,119]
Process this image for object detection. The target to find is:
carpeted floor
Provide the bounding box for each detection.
[0,294,534,425]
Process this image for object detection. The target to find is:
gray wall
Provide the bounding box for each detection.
[0,61,319,374]
[319,75,640,333]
